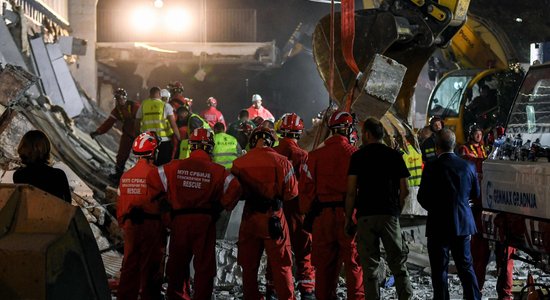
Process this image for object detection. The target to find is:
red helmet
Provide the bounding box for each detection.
[189,128,215,153]
[183,97,193,107]
[252,116,264,127]
[238,122,254,135]
[169,81,184,94]
[132,131,159,156]
[328,111,353,129]
[249,126,276,148]
[280,113,304,138]
[207,97,217,106]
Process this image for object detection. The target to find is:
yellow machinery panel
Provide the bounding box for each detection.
[0,184,110,300]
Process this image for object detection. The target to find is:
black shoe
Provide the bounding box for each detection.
[300,291,315,300]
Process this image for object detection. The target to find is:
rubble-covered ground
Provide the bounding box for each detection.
[211,241,550,300]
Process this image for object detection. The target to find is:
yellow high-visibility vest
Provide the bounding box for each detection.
[212,132,239,169]
[403,143,422,187]
[140,99,173,138]
[178,114,211,159]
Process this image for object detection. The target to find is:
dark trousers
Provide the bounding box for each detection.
[155,140,173,166]
[116,134,134,173]
[427,235,481,300]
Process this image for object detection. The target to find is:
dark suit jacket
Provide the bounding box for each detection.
[418,152,479,237]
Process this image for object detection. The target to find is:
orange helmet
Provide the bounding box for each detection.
[207,97,217,106]
[189,128,215,153]
[249,126,276,148]
[280,113,304,138]
[132,131,159,156]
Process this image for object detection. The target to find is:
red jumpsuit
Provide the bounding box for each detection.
[117,159,164,300]
[201,106,226,128]
[231,147,299,300]
[299,135,364,300]
[271,137,314,294]
[95,101,140,173]
[247,105,275,122]
[149,150,241,300]
[460,142,515,300]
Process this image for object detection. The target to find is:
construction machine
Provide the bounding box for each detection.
[311,0,472,150]
[309,0,524,149]
[425,13,525,144]
[482,62,550,272]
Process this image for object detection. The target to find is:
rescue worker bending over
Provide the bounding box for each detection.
[135,87,180,166]
[175,105,211,159]
[117,131,164,300]
[299,111,365,300]
[227,109,255,139]
[212,122,241,169]
[201,97,226,128]
[90,88,139,181]
[231,126,298,300]
[421,116,443,164]
[149,128,241,300]
[269,113,315,299]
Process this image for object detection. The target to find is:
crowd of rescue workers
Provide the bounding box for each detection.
[11,81,513,300]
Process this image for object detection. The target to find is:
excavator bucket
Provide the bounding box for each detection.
[0,184,110,300]
[313,0,471,148]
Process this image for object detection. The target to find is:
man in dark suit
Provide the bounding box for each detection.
[417,128,481,300]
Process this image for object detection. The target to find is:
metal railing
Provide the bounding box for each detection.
[5,0,69,29]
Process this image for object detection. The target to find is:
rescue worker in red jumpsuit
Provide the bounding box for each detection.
[459,125,515,300]
[231,126,298,300]
[117,131,164,300]
[299,111,365,300]
[91,88,140,181]
[149,128,241,300]
[201,97,226,128]
[267,113,314,299]
[168,81,192,110]
[247,94,275,122]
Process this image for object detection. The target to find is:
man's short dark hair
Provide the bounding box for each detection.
[436,128,456,152]
[363,117,384,140]
[239,109,249,119]
[213,122,225,133]
[149,86,161,97]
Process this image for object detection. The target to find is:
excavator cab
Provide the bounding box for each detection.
[427,68,523,143]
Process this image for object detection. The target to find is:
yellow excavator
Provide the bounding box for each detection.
[310,0,522,148]
[426,13,524,144]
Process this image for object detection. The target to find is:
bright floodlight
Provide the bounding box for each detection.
[154,0,163,8]
[131,7,156,33]
[164,8,193,33]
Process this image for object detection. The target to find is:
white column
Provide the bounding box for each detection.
[68,0,98,102]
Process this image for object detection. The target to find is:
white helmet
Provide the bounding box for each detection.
[251,94,262,102]
[160,89,171,99]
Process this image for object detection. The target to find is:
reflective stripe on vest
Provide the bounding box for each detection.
[404,144,423,187]
[212,133,239,169]
[188,114,211,134]
[178,115,212,159]
[141,99,173,138]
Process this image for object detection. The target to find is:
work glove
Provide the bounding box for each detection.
[90,131,99,139]
[268,216,284,240]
